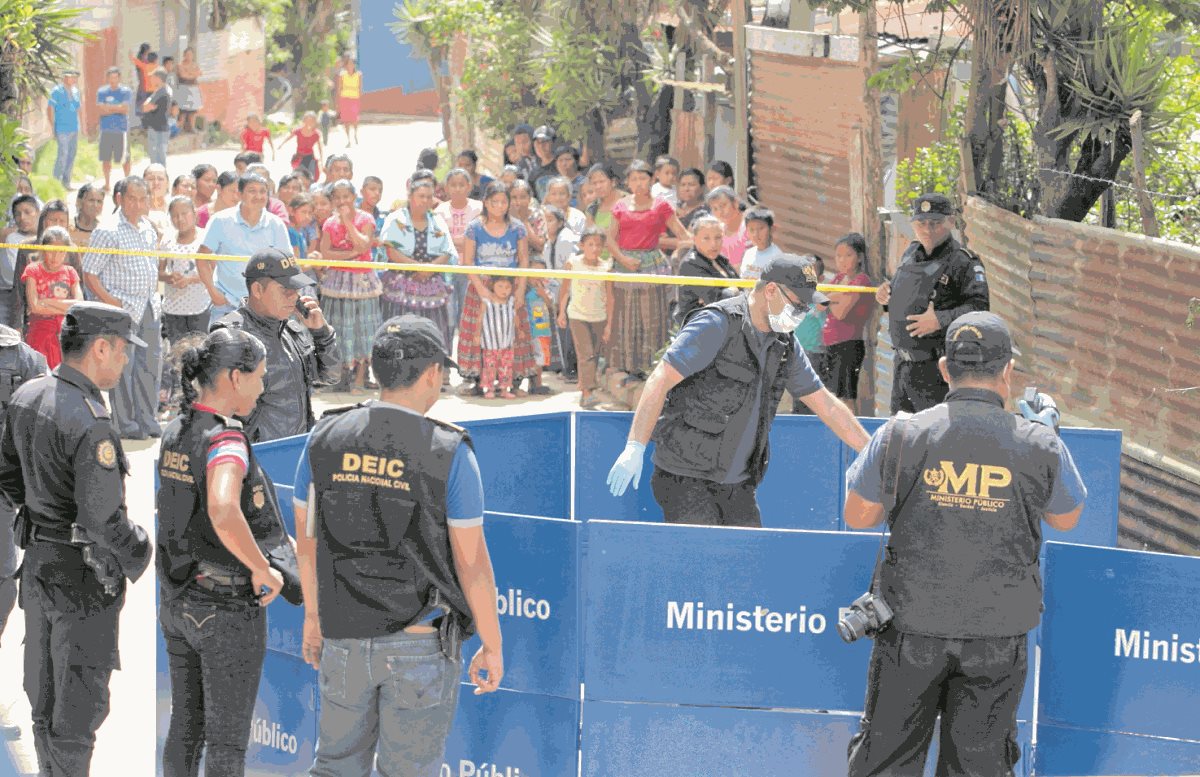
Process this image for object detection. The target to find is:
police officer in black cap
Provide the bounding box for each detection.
[211,247,341,443]
[0,324,47,711]
[843,311,1086,777]
[0,301,152,776]
[876,193,989,413]
[293,315,502,775]
[156,327,302,776]
[607,254,871,527]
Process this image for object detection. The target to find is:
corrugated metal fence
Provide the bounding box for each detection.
[963,196,1200,555]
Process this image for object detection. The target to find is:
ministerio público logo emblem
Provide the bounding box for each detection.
[923,461,1012,513]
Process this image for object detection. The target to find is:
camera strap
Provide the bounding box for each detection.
[869,413,912,596]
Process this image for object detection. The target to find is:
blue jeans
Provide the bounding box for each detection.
[53,131,78,187]
[310,630,461,777]
[147,128,170,166]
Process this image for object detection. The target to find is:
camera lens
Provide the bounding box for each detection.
[838,610,869,643]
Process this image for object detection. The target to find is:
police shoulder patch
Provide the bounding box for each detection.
[430,416,467,434]
[96,439,118,469]
[252,485,266,509]
[85,396,110,420]
[222,416,244,430]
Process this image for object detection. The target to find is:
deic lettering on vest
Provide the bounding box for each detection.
[249,717,299,754]
[442,761,522,777]
[159,449,194,484]
[332,451,412,491]
[1113,628,1199,664]
[666,600,827,635]
[496,588,551,621]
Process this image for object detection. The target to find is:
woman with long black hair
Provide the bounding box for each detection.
[156,328,300,777]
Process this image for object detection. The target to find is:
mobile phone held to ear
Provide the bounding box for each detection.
[295,297,311,319]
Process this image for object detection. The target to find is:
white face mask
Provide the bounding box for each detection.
[768,290,809,333]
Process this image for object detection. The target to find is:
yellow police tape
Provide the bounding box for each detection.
[0,243,879,293]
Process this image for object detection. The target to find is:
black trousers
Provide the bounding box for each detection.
[160,586,267,777]
[650,467,762,528]
[20,541,124,777]
[890,357,948,414]
[848,628,1027,777]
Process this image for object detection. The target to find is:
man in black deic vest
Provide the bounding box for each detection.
[843,312,1087,777]
[294,315,502,777]
[876,193,989,413]
[607,254,870,527]
[0,302,152,776]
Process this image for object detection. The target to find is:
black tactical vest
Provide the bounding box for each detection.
[881,388,1062,638]
[652,295,792,485]
[156,408,290,599]
[888,241,951,355]
[307,401,475,640]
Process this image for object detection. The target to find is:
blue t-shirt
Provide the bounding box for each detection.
[464,218,527,269]
[201,207,292,305]
[48,84,81,133]
[847,419,1087,515]
[794,306,828,354]
[293,407,485,528]
[96,85,132,133]
[287,225,308,259]
[658,309,824,483]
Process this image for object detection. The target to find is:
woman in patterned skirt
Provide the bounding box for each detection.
[606,160,692,383]
[455,181,539,395]
[317,179,381,392]
[379,178,458,349]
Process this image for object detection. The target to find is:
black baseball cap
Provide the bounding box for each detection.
[374,315,458,370]
[534,125,557,141]
[761,254,830,307]
[945,312,1020,365]
[63,302,147,347]
[911,193,954,221]
[243,248,315,290]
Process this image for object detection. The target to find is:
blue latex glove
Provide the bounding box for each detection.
[607,440,646,497]
[1017,396,1060,431]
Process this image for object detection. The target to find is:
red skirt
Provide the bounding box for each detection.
[456,279,538,381]
[26,317,63,369]
[338,96,360,124]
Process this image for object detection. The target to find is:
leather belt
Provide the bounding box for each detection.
[193,561,253,596]
[29,524,77,545]
[895,347,940,363]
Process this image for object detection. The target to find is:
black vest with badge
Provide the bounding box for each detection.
[881,388,1062,638]
[307,401,475,640]
[889,237,967,355]
[652,294,792,485]
[156,408,297,601]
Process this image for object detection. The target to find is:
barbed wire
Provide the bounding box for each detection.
[1035,168,1197,202]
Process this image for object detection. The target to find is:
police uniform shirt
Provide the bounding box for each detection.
[658,309,823,484]
[897,236,990,331]
[847,419,1087,513]
[292,401,485,529]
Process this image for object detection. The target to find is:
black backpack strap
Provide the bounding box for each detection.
[880,412,912,517]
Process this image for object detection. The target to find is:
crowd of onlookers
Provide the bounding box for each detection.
[1,106,877,436]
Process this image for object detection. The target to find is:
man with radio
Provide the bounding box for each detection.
[841,311,1086,777]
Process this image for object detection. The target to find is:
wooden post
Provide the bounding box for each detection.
[1129,109,1160,238]
[732,0,750,199]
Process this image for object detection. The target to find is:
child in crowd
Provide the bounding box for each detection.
[21,226,81,369]
[822,232,873,412]
[287,193,315,258]
[307,188,333,257]
[359,176,388,263]
[318,180,381,393]
[541,204,579,378]
[792,254,829,414]
[233,151,261,175]
[3,196,40,306]
[651,155,680,205]
[739,207,782,282]
[435,169,483,330]
[480,276,517,400]
[525,259,554,394]
[557,227,613,409]
[240,114,275,158]
[278,111,323,181]
[499,165,521,188]
[318,100,337,146]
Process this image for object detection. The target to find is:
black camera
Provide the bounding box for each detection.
[837,592,894,643]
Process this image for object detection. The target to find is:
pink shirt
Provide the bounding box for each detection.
[722,219,748,269]
[322,210,375,273]
[434,199,483,242]
[822,271,873,345]
[612,198,674,250]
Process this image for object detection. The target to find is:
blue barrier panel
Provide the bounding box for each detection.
[442,688,580,777]
[245,649,318,776]
[253,433,308,488]
[1038,542,1200,743]
[155,618,171,770]
[575,412,842,529]
[267,485,305,657]
[1045,427,1121,547]
[583,520,877,710]
[1034,724,1200,776]
[581,701,858,776]
[459,513,579,698]
[461,413,570,520]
